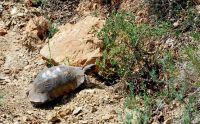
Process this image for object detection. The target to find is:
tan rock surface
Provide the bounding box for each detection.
[25,16,49,40]
[40,16,104,66]
[22,16,49,49]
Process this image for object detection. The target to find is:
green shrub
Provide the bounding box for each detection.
[97,12,171,91]
[97,11,200,123]
[48,23,58,39]
[0,93,3,106]
[179,41,200,123]
[98,9,199,123]
[32,0,47,7]
[146,0,194,21]
[97,12,175,123]
[190,32,200,41]
[181,95,198,124]
[180,29,200,82]
[183,46,200,74]
[46,22,58,67]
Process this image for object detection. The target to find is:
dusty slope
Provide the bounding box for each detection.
[0,17,124,124]
[0,1,124,124]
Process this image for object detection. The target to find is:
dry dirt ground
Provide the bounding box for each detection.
[1,1,199,124]
[0,1,125,124]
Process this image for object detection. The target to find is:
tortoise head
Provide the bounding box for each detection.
[26,83,49,105]
[83,64,98,75]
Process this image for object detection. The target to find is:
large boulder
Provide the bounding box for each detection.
[40,16,104,66]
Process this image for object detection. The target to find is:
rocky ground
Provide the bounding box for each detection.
[0,0,200,124]
[0,1,125,124]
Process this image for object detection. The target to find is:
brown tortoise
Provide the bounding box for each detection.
[26,64,96,105]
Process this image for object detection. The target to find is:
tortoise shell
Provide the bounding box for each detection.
[27,65,87,105]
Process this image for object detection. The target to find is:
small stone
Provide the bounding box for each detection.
[0,5,3,14]
[22,116,29,122]
[58,111,66,118]
[54,106,61,110]
[0,75,9,85]
[102,114,114,121]
[0,28,7,36]
[1,114,7,119]
[79,120,88,124]
[151,122,159,124]
[196,5,200,14]
[4,77,11,83]
[0,75,6,80]
[11,7,18,15]
[0,60,4,65]
[13,68,22,74]
[47,113,61,123]
[48,116,61,123]
[4,69,11,74]
[65,108,72,115]
[110,110,117,114]
[165,38,174,47]
[24,65,32,70]
[114,95,122,100]
[24,0,32,7]
[58,108,71,118]
[36,60,44,65]
[173,21,179,28]
[16,13,24,17]
[5,21,11,28]
[91,107,97,113]
[23,61,29,66]
[0,82,6,85]
[93,3,98,9]
[26,110,33,115]
[13,122,19,124]
[72,107,82,115]
[163,118,172,124]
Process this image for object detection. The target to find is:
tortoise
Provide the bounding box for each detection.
[26,64,96,105]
